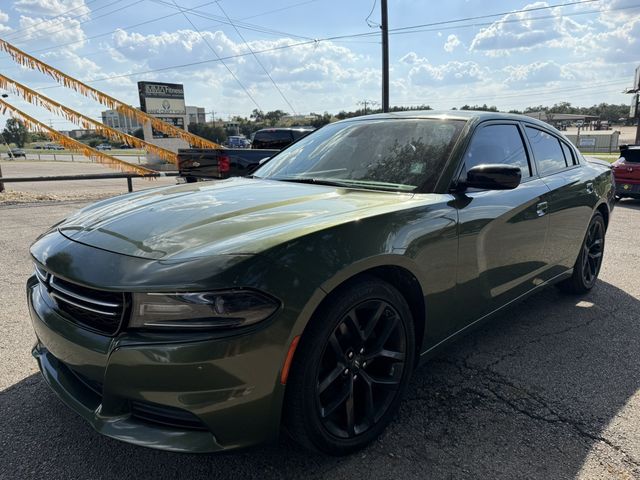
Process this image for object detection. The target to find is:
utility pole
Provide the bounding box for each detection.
[381,0,389,113]
[624,65,640,144]
[358,100,379,115]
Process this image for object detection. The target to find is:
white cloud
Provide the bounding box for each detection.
[444,34,461,53]
[14,0,89,17]
[0,9,10,33]
[503,61,570,84]
[400,53,486,86]
[111,29,370,89]
[470,2,575,55]
[16,15,86,48]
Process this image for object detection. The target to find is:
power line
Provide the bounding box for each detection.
[216,1,297,114]
[3,0,102,40]
[24,0,220,55]
[3,0,613,63]
[20,0,317,56]
[391,0,601,34]
[17,0,635,95]
[167,0,263,112]
[398,79,630,105]
[10,0,145,46]
[365,0,380,28]
[150,0,316,41]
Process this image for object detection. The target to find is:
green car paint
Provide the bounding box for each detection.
[27,111,615,452]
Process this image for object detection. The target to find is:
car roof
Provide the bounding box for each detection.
[337,110,556,130]
[255,127,314,133]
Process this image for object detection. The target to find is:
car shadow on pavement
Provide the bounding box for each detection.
[616,198,640,211]
[1,280,639,480]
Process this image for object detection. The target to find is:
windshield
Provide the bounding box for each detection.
[254,118,465,192]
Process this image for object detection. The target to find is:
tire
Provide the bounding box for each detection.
[557,212,606,294]
[284,276,416,455]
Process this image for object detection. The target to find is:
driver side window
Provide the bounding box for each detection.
[465,124,531,178]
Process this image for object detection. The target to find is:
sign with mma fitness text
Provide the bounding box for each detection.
[138,81,186,116]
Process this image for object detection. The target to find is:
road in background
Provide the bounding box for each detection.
[0,193,639,479]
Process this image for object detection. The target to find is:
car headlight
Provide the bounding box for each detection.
[129,290,280,330]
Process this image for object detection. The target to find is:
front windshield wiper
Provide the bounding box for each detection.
[272,177,357,189]
[266,176,413,193]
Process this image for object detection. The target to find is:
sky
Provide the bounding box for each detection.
[0,0,638,130]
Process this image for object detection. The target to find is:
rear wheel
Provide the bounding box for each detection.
[557,212,605,294]
[284,277,415,455]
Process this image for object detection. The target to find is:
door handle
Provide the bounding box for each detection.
[586,182,594,194]
[536,201,548,217]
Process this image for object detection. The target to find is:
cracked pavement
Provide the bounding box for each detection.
[1,197,639,480]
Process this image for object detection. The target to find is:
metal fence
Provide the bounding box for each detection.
[0,171,179,193]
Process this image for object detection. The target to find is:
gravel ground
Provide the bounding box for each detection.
[0,194,639,480]
[0,161,176,199]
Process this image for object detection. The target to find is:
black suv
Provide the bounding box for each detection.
[251,127,314,150]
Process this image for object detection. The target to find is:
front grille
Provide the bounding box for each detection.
[35,264,127,336]
[130,401,208,430]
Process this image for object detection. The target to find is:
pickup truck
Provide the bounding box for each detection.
[177,148,278,182]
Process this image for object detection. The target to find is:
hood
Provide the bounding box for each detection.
[57,177,427,260]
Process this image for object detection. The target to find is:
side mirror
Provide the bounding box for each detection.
[463,164,522,190]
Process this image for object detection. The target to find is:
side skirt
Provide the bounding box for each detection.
[417,268,574,365]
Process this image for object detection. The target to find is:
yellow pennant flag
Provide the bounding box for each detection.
[0,98,158,176]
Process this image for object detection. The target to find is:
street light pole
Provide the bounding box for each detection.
[381,0,389,113]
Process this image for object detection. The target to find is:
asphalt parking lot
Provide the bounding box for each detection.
[1,194,639,479]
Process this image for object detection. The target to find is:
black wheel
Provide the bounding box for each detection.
[557,212,605,294]
[284,277,415,455]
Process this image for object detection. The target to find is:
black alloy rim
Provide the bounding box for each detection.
[582,220,604,286]
[315,299,407,439]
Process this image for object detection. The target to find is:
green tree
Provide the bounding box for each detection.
[309,112,332,128]
[265,110,287,126]
[250,109,265,122]
[2,118,30,147]
[188,123,228,144]
[460,104,498,112]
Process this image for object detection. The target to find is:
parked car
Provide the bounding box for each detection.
[27,111,614,455]
[226,135,249,148]
[178,147,278,181]
[44,143,64,150]
[612,144,640,199]
[96,143,112,151]
[6,148,26,158]
[251,126,314,150]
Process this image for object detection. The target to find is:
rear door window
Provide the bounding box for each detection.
[465,124,531,178]
[525,127,567,175]
[560,141,575,166]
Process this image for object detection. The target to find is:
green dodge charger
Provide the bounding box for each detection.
[27,111,614,455]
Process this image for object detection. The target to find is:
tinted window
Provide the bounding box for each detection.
[525,127,567,175]
[253,130,293,149]
[255,131,292,142]
[255,119,465,192]
[465,124,530,177]
[560,141,575,166]
[621,148,640,162]
[291,130,312,140]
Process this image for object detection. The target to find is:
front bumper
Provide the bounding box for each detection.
[28,279,288,453]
